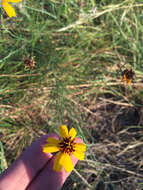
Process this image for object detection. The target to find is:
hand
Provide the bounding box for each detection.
[0,134,80,190]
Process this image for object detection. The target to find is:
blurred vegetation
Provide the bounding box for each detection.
[1,0,143,189]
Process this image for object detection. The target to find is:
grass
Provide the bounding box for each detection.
[1,0,143,189]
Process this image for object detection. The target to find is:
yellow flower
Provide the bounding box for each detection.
[122,74,131,84]
[121,69,134,84]
[43,125,86,172]
[2,0,22,18]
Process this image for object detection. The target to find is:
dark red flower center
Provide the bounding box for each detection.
[59,137,76,154]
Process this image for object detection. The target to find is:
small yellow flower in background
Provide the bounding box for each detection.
[43,125,86,172]
[2,0,22,18]
[122,73,131,84]
[121,69,135,84]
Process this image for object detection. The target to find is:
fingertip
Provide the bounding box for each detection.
[75,137,84,143]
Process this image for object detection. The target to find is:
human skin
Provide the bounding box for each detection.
[0,134,82,190]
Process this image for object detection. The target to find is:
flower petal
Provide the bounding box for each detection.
[127,79,131,84]
[53,152,64,172]
[2,2,16,17]
[63,153,73,172]
[59,125,69,138]
[1,0,7,4]
[46,137,60,145]
[43,144,59,153]
[74,143,86,152]
[7,0,22,2]
[122,74,126,81]
[72,151,85,160]
[69,127,77,140]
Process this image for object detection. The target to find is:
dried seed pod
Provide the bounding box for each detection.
[24,57,35,69]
